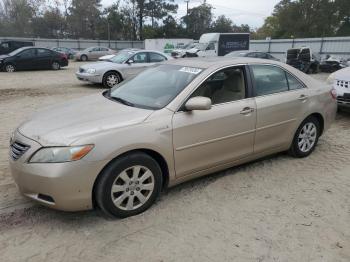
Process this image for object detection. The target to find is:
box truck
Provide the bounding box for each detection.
[185,33,250,57]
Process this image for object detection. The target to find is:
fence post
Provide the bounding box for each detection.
[268,40,271,53]
[292,38,295,48]
[78,39,80,50]
[320,37,324,54]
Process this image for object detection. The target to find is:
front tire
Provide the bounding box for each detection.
[103,71,121,88]
[95,152,163,218]
[289,116,320,158]
[4,63,15,72]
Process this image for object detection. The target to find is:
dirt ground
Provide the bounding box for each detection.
[0,63,349,262]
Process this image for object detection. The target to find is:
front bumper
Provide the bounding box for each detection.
[337,96,350,108]
[75,71,102,84]
[9,131,107,211]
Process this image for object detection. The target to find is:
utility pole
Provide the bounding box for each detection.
[185,0,190,16]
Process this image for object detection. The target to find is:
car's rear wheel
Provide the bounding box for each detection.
[52,61,61,70]
[5,63,15,72]
[95,152,163,218]
[289,116,320,158]
[103,71,121,88]
[81,55,88,61]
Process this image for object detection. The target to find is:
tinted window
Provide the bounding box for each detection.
[190,67,246,105]
[133,52,148,63]
[149,53,166,62]
[251,65,288,96]
[19,49,35,58]
[246,52,256,58]
[287,73,304,90]
[100,47,109,51]
[37,49,51,57]
[255,52,267,59]
[92,47,100,51]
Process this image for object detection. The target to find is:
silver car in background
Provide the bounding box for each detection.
[75,46,116,61]
[76,49,172,88]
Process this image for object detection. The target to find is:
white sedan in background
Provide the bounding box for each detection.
[327,67,350,108]
[76,49,172,88]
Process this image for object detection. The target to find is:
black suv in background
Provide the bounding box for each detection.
[0,40,34,55]
[0,47,69,72]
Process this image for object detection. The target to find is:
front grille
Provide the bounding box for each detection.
[79,67,85,73]
[10,141,30,161]
[337,95,350,103]
[336,80,349,89]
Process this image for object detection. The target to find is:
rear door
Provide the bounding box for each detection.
[172,66,256,177]
[36,49,53,69]
[250,64,309,153]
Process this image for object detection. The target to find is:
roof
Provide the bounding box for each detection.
[163,57,282,69]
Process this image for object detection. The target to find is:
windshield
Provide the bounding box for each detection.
[110,51,134,64]
[108,64,203,110]
[9,47,27,56]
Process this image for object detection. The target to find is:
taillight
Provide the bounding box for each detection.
[60,53,67,60]
[330,88,337,99]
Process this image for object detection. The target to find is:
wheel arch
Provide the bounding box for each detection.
[103,70,123,81]
[308,112,324,136]
[91,148,169,209]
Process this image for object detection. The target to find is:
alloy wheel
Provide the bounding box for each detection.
[5,64,15,72]
[297,122,317,153]
[111,165,155,211]
[106,74,119,87]
[52,62,60,70]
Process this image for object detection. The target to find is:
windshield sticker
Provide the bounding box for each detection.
[179,67,202,75]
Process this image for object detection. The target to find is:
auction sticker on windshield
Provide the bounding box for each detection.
[179,67,202,75]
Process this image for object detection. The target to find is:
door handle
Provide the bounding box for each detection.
[240,107,254,115]
[298,94,308,101]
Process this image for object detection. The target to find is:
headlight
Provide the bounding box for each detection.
[29,145,94,163]
[86,68,96,74]
[326,73,335,85]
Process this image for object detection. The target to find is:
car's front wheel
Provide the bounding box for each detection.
[95,152,163,218]
[4,63,15,72]
[103,71,121,88]
[289,116,320,158]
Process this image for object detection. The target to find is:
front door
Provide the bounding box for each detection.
[15,49,36,70]
[124,52,150,79]
[172,66,256,177]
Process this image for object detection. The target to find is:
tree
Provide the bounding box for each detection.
[68,0,102,39]
[182,3,213,39]
[211,15,233,32]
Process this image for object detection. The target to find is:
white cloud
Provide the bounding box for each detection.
[101,0,281,28]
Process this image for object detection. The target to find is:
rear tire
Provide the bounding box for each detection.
[4,63,15,72]
[81,55,88,61]
[102,71,121,88]
[289,116,320,158]
[52,61,61,70]
[95,152,163,218]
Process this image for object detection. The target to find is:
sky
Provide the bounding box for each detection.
[100,0,281,29]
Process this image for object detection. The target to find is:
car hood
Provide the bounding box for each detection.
[18,93,154,146]
[80,61,124,70]
[333,67,350,81]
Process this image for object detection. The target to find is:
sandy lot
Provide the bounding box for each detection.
[0,64,349,262]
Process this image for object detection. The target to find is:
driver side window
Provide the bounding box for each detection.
[132,52,148,63]
[190,67,246,105]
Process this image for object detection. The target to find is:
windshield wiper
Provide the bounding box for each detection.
[109,95,135,107]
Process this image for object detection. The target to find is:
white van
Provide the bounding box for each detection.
[186,33,250,57]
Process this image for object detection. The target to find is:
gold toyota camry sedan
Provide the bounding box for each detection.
[9,58,337,218]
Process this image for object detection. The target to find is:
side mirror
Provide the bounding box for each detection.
[185,97,212,111]
[126,59,134,65]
